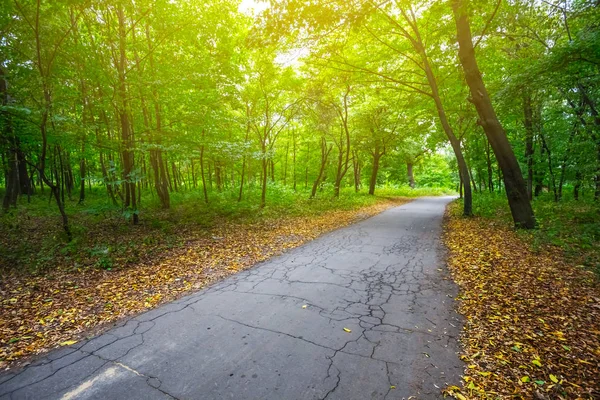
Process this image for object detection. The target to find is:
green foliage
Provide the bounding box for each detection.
[1,0,598,271]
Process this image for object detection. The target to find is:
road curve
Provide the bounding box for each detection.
[0,196,464,400]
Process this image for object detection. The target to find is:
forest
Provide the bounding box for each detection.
[0,0,599,398]
[1,0,599,237]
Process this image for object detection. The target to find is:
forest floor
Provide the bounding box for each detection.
[0,189,417,370]
[443,200,600,400]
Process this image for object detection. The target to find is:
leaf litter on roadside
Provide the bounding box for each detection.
[442,203,600,399]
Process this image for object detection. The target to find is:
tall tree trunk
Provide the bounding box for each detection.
[78,151,86,204]
[540,134,558,202]
[369,153,381,195]
[283,141,289,186]
[577,85,600,200]
[2,150,19,211]
[238,116,250,202]
[333,88,352,198]
[172,162,179,192]
[260,144,268,208]
[402,13,472,216]
[305,142,310,189]
[200,142,208,204]
[117,5,137,224]
[453,0,535,228]
[558,124,577,201]
[523,93,535,201]
[352,149,361,193]
[485,140,494,192]
[292,128,297,191]
[574,171,582,200]
[469,166,478,193]
[424,64,472,215]
[534,138,545,197]
[369,142,384,195]
[407,162,415,188]
[311,138,332,199]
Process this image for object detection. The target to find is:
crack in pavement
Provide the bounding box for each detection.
[0,197,463,400]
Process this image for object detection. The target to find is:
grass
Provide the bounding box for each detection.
[455,191,600,274]
[0,183,454,276]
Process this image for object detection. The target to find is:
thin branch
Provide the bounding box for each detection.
[474,0,502,49]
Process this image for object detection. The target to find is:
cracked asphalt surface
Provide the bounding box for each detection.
[0,196,463,400]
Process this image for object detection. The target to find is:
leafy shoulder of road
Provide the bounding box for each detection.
[443,201,600,399]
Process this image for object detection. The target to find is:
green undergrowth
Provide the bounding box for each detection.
[454,191,600,274]
[1,184,453,276]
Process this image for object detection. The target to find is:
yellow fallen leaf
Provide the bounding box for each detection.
[343,328,351,333]
[549,374,558,383]
[302,305,307,309]
[390,385,396,389]
[521,376,530,383]
[60,340,77,346]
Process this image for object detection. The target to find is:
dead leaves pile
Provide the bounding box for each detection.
[443,204,600,399]
[0,197,407,370]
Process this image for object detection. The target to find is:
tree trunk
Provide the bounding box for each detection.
[574,171,582,200]
[540,134,558,202]
[523,94,535,201]
[305,142,310,189]
[534,138,545,197]
[260,146,268,208]
[333,88,352,198]
[200,143,208,204]
[311,138,332,199]
[238,118,250,202]
[145,24,171,209]
[369,142,384,195]
[558,125,577,201]
[406,15,472,216]
[117,5,137,224]
[283,141,289,186]
[2,150,19,210]
[78,153,86,204]
[453,0,535,228]
[407,162,415,188]
[292,129,297,191]
[577,86,600,200]
[352,149,361,192]
[485,140,494,192]
[369,154,381,195]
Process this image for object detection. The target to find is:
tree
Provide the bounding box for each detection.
[452,0,535,228]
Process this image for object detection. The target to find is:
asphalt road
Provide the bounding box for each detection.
[0,196,463,400]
